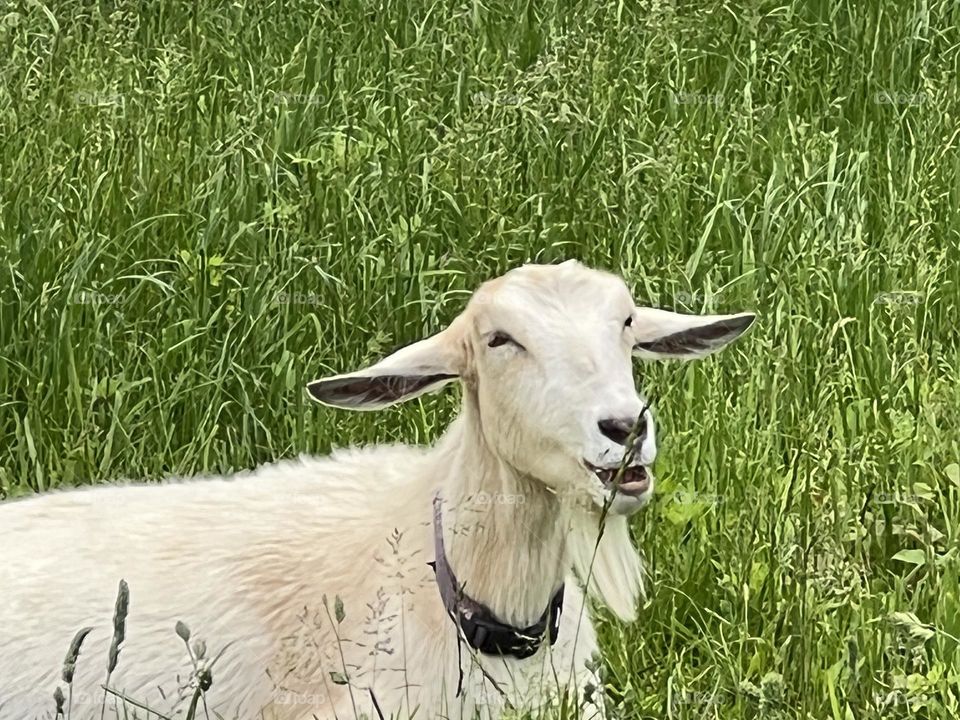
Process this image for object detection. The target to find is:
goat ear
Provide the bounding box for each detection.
[306,323,464,411]
[631,308,755,360]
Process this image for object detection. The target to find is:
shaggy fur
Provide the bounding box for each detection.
[0,261,753,719]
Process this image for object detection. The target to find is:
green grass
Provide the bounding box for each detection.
[2,0,960,717]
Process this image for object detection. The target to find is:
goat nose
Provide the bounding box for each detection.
[597,416,645,446]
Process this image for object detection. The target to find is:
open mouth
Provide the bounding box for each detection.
[584,461,651,497]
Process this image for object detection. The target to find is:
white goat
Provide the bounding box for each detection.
[0,261,753,720]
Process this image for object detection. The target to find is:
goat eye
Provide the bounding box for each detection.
[624,316,633,328]
[488,332,515,348]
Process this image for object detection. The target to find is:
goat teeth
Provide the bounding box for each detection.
[595,468,615,484]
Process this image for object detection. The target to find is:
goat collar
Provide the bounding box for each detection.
[429,494,565,660]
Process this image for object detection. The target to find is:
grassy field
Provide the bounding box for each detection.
[2,0,960,717]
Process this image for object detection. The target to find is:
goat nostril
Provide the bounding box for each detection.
[598,417,643,446]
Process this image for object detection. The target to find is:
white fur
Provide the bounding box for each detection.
[0,261,753,719]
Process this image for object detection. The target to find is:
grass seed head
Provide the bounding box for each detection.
[107,579,130,673]
[62,626,94,683]
[53,686,65,716]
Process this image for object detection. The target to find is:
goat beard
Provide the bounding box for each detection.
[567,508,646,622]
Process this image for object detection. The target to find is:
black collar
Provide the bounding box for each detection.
[429,495,565,660]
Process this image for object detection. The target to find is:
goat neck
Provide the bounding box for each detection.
[431,402,569,628]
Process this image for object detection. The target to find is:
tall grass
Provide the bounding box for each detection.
[1,0,959,717]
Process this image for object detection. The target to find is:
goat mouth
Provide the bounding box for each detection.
[584,461,651,497]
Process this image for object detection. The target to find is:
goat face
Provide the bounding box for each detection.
[307,261,754,516]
